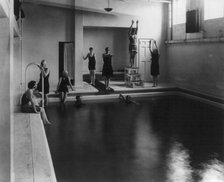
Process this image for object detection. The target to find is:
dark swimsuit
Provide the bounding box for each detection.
[102,54,113,78]
[151,53,160,76]
[58,77,70,93]
[88,54,96,70]
[37,68,50,94]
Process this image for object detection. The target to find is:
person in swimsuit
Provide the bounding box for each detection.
[128,20,139,67]
[37,59,50,107]
[102,47,113,90]
[21,80,51,125]
[83,47,96,85]
[56,70,74,103]
[149,40,160,87]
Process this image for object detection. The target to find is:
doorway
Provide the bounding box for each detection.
[138,38,152,82]
[59,42,75,85]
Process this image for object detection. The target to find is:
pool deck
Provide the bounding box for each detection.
[48,81,177,102]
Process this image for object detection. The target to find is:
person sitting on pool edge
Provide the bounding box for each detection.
[56,70,74,103]
[21,80,51,125]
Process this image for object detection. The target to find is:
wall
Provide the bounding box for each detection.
[167,42,224,98]
[83,3,169,81]
[0,18,11,182]
[22,3,75,90]
[167,0,224,99]
[14,38,22,107]
[22,2,169,90]
[83,27,129,73]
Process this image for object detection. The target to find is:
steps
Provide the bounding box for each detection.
[124,67,144,88]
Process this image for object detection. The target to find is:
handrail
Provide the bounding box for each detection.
[25,63,44,107]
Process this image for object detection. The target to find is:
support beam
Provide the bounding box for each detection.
[74,11,84,87]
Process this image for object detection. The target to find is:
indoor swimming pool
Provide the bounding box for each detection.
[45,95,224,182]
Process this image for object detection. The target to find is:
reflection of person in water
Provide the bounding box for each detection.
[128,20,139,67]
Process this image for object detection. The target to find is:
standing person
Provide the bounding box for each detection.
[149,40,160,87]
[128,20,139,67]
[102,47,113,90]
[83,47,96,85]
[56,70,74,103]
[37,59,50,106]
[21,80,51,125]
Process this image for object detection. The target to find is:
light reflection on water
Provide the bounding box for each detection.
[166,141,193,182]
[166,141,224,182]
[199,159,224,182]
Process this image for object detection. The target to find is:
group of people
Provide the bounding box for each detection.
[83,19,159,90]
[21,59,51,124]
[21,20,160,125]
[83,47,113,90]
[128,20,160,87]
[21,59,75,125]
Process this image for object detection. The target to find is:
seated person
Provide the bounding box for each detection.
[56,70,74,103]
[21,80,51,125]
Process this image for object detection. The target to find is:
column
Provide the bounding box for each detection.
[0,18,11,182]
[74,10,84,87]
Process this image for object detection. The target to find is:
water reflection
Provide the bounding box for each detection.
[199,159,224,182]
[166,141,224,182]
[166,141,193,182]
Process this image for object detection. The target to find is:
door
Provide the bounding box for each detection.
[138,39,152,82]
[59,42,74,85]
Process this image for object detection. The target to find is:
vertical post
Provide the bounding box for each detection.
[74,10,84,87]
[170,0,173,40]
[41,71,44,107]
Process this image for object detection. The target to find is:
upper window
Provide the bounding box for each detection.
[173,0,187,25]
[204,0,224,20]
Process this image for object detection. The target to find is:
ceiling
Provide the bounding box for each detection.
[22,0,171,16]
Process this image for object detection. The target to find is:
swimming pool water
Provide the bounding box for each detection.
[45,95,224,182]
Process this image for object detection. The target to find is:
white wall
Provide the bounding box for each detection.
[22,4,75,90]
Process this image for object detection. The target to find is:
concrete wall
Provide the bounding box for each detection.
[167,42,224,98]
[0,18,11,182]
[167,0,224,99]
[22,4,75,90]
[14,38,22,107]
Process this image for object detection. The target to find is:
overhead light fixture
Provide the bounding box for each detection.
[104,0,113,12]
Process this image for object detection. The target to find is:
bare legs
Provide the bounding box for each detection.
[40,107,51,124]
[105,77,110,90]
[59,92,68,103]
[152,76,158,87]
[90,70,95,85]
[44,94,48,107]
[129,52,137,67]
